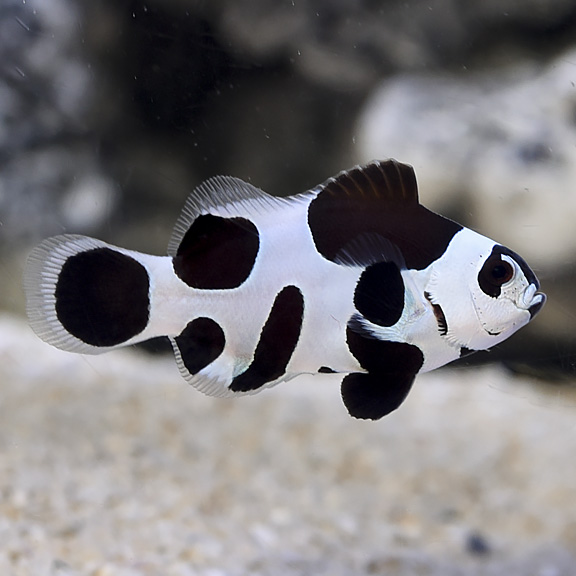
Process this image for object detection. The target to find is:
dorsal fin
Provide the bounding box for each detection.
[308,159,462,270]
[314,159,419,207]
[168,176,277,257]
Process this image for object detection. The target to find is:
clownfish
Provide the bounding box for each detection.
[24,160,545,420]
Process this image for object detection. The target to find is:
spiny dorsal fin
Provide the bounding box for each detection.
[308,159,462,270]
[315,159,419,207]
[167,176,280,257]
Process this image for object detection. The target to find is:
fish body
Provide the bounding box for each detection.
[24,160,545,419]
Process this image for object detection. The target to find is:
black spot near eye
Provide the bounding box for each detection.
[478,248,516,298]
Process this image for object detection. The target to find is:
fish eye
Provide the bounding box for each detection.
[478,253,516,297]
[490,261,514,285]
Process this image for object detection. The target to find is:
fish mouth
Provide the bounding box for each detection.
[528,292,546,319]
[424,292,448,336]
[519,284,546,319]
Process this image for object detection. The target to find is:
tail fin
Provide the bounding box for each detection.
[24,235,151,354]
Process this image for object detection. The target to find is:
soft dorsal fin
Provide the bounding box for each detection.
[168,176,277,257]
[314,159,419,207]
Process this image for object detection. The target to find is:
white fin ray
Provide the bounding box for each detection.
[167,176,292,257]
[334,233,406,269]
[170,336,305,398]
[170,336,236,397]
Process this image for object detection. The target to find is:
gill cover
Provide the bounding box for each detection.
[424,228,545,352]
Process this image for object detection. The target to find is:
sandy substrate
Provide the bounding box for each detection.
[1,313,576,576]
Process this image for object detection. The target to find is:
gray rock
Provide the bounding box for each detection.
[0,0,116,246]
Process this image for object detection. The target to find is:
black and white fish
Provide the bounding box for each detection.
[24,160,545,420]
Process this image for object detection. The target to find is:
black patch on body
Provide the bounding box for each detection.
[173,214,259,289]
[318,366,336,373]
[230,286,304,392]
[355,262,404,327]
[308,160,462,270]
[174,317,225,375]
[459,347,476,358]
[342,327,424,420]
[55,248,149,347]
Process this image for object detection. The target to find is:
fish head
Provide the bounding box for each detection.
[469,243,546,345]
[424,229,546,352]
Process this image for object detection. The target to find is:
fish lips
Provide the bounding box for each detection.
[519,283,546,319]
[528,291,546,319]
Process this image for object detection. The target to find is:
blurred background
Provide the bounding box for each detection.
[2,1,576,574]
[1,0,575,374]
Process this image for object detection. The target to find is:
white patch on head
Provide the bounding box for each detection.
[472,253,525,335]
[424,228,542,352]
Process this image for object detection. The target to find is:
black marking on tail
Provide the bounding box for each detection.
[55,248,150,347]
[174,317,226,375]
[172,214,259,289]
[230,285,304,392]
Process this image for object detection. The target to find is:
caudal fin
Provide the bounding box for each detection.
[24,234,152,354]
